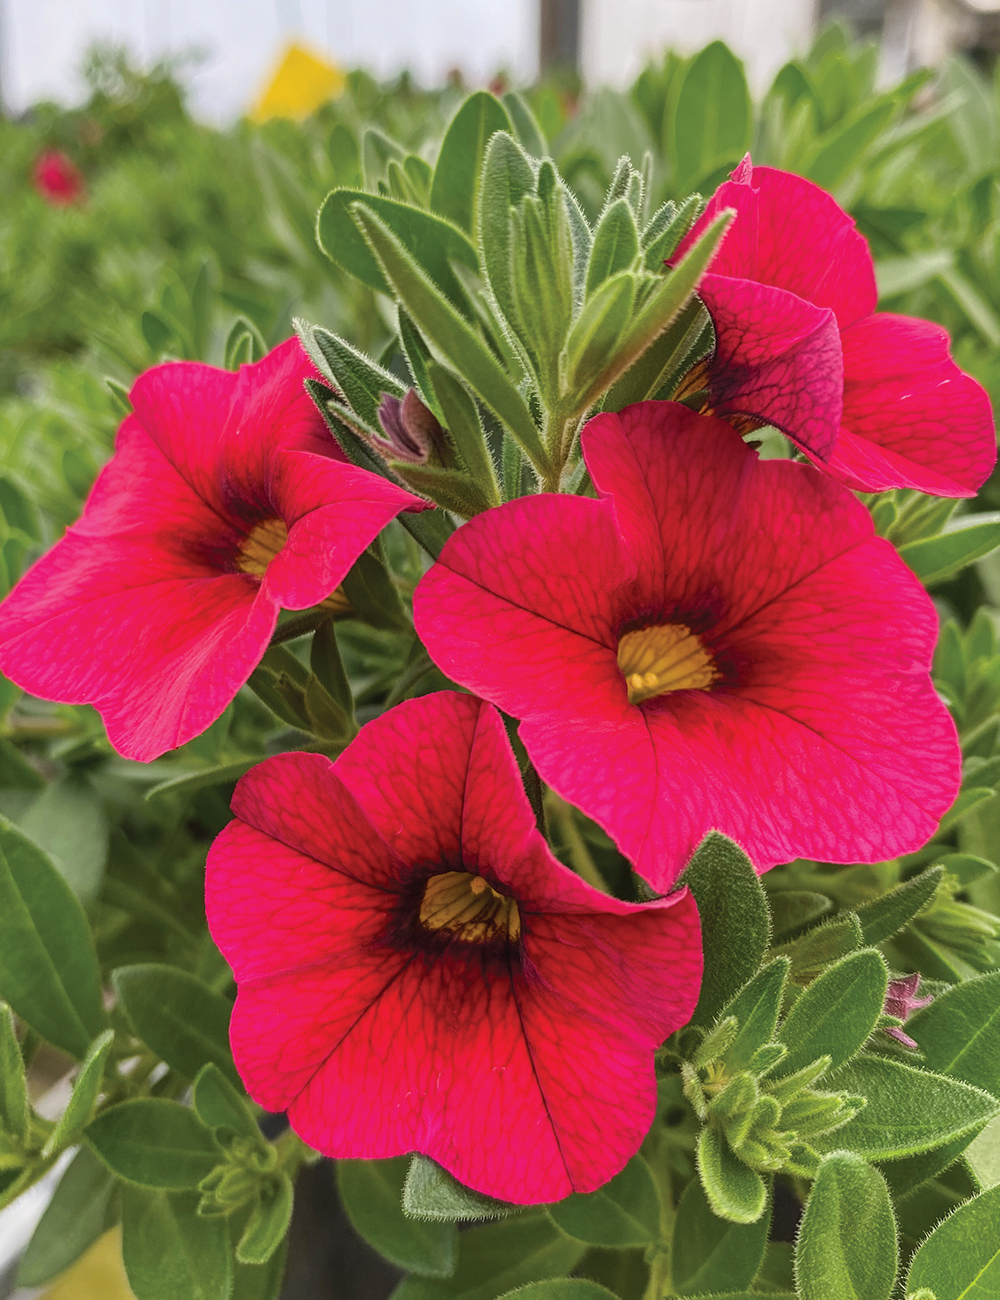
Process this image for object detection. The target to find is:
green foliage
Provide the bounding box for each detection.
[86,1098,221,1188]
[795,1152,897,1300]
[0,816,107,1058]
[907,1183,1000,1297]
[122,1185,232,1300]
[112,963,237,1085]
[671,1175,769,1293]
[17,1146,118,1286]
[337,1156,458,1276]
[680,831,770,1027]
[547,1156,660,1246]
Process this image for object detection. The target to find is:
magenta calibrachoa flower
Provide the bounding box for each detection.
[206,691,702,1203]
[415,402,960,888]
[0,339,424,761]
[673,157,996,497]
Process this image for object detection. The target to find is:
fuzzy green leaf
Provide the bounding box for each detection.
[777,949,888,1077]
[907,1183,1000,1298]
[0,1002,28,1143]
[681,832,770,1027]
[236,1173,293,1265]
[403,1154,519,1222]
[193,1064,258,1140]
[795,1152,896,1300]
[547,1156,659,1247]
[300,324,404,427]
[719,958,791,1073]
[352,205,547,471]
[853,867,943,945]
[43,1028,114,1156]
[816,1056,1000,1160]
[86,1099,221,1189]
[430,92,513,235]
[17,1146,118,1287]
[122,1186,232,1300]
[478,132,538,334]
[586,199,640,295]
[697,1126,768,1224]
[672,1174,770,1294]
[496,1285,617,1300]
[0,816,107,1058]
[338,1156,457,1276]
[906,970,1000,1097]
[317,190,479,309]
[391,1215,585,1300]
[113,964,238,1086]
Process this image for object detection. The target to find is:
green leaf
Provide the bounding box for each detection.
[906,971,1000,1096]
[0,1001,28,1143]
[881,1130,985,1200]
[672,1174,770,1294]
[391,1215,585,1300]
[236,1173,293,1264]
[300,323,404,427]
[193,1064,259,1140]
[967,1114,1000,1192]
[122,1186,232,1300]
[18,771,108,901]
[478,132,538,335]
[338,1156,457,1276]
[0,736,44,792]
[769,891,834,941]
[816,1056,1000,1160]
[900,513,1000,587]
[362,127,405,189]
[771,914,863,980]
[0,816,107,1058]
[43,1028,114,1155]
[907,1183,1000,1298]
[673,41,751,193]
[602,295,708,409]
[547,1156,659,1246]
[144,759,257,804]
[430,92,513,235]
[113,964,237,1086]
[502,92,546,158]
[938,785,997,832]
[586,199,640,295]
[681,832,770,1027]
[86,1099,221,1189]
[232,1236,287,1300]
[17,1146,118,1286]
[697,1126,768,1224]
[496,1285,617,1300]
[853,867,943,945]
[427,362,500,503]
[795,1152,896,1300]
[719,958,791,1072]
[351,205,548,473]
[564,272,636,388]
[317,190,480,310]
[777,949,888,1077]
[803,97,897,190]
[575,211,731,413]
[403,1153,519,1221]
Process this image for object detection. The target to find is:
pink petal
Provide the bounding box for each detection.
[0,532,274,760]
[697,273,843,461]
[262,450,428,610]
[824,313,997,496]
[228,752,406,893]
[751,165,878,328]
[414,495,634,721]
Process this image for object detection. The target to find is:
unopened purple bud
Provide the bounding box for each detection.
[373,390,447,466]
[884,973,933,1049]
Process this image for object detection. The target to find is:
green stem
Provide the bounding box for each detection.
[545,792,606,892]
[641,1124,679,1300]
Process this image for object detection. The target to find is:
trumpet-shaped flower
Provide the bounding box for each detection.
[0,339,424,760]
[414,402,960,887]
[205,691,702,1203]
[674,157,995,497]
